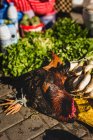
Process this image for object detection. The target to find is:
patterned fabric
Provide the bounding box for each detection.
[7,0,55,15]
[55,0,72,13]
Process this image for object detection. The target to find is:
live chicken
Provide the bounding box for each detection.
[0,54,76,122]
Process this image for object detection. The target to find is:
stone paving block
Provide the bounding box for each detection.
[33,124,62,140]
[0,87,13,98]
[32,134,44,140]
[64,121,82,130]
[6,114,49,140]
[0,83,12,89]
[0,112,23,132]
[63,121,88,138]
[59,122,71,132]
[52,124,65,130]
[75,128,88,138]
[38,123,81,140]
[82,132,93,140]
[34,124,69,140]
[0,108,3,114]
[39,113,59,128]
[91,134,93,139]
[20,107,38,119]
[0,132,9,140]
[82,135,93,140]
[0,84,6,89]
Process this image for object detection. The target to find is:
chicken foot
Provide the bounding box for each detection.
[0,98,26,115]
[4,103,22,115]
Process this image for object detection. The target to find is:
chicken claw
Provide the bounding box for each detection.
[0,93,27,115]
[0,98,22,115]
[5,103,22,115]
[0,99,15,106]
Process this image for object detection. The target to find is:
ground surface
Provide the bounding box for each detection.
[0,9,93,140]
[0,80,93,140]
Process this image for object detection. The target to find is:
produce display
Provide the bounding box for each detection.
[65,55,93,98]
[20,14,41,26]
[64,54,93,127]
[0,53,93,127]
[0,34,54,76]
[51,18,93,61]
[0,18,93,77]
[0,17,93,127]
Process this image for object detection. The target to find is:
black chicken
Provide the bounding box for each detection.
[0,54,76,122]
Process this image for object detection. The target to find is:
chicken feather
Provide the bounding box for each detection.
[0,54,76,122]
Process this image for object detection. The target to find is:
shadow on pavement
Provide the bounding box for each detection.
[43,129,82,140]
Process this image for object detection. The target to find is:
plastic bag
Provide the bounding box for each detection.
[75,97,93,127]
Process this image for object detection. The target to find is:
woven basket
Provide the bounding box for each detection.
[55,0,72,13]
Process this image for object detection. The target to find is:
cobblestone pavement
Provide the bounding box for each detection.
[0,9,93,140]
[0,78,93,140]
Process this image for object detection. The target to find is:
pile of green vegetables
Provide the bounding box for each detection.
[0,18,93,77]
[20,14,41,26]
[50,18,93,61]
[0,33,54,76]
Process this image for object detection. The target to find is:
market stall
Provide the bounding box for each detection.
[0,0,93,138]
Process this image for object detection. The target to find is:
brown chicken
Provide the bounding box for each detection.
[0,54,76,121]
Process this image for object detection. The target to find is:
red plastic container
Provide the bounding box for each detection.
[7,0,55,15]
[20,23,44,32]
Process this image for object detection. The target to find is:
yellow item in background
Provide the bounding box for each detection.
[74,97,93,127]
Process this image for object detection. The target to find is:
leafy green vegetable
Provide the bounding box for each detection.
[0,18,93,77]
[50,18,93,61]
[20,15,41,26]
[0,33,54,76]
[29,16,41,26]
